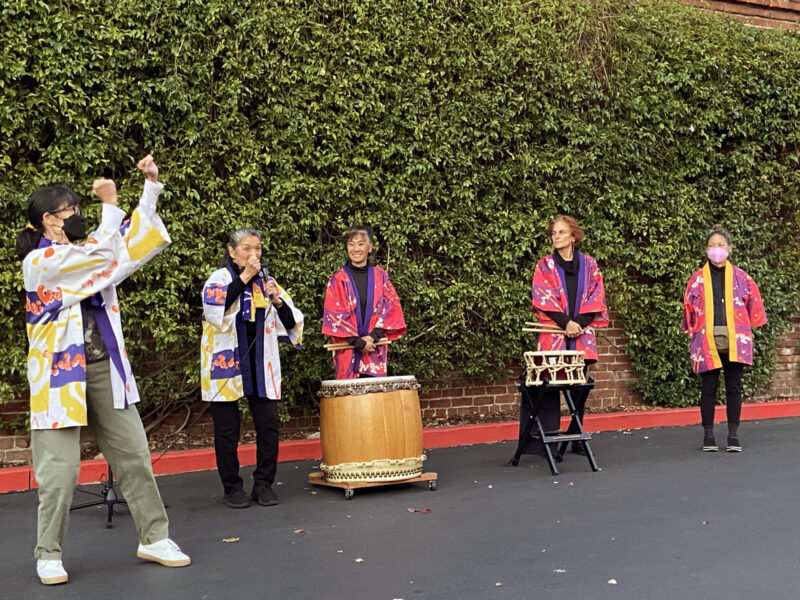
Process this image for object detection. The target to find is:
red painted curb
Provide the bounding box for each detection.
[4,399,799,494]
[0,466,31,493]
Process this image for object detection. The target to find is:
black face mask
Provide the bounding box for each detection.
[61,214,87,241]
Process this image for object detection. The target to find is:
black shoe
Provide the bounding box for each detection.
[726,436,742,452]
[252,486,279,507]
[702,436,719,452]
[223,488,250,508]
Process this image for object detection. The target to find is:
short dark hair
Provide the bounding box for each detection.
[345,224,376,264]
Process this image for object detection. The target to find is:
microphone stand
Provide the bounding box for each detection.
[70,465,128,529]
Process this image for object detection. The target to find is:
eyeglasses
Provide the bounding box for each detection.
[52,205,81,217]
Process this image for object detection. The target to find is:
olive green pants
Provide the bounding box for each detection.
[31,359,169,560]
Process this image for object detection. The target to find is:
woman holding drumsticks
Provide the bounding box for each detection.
[531,215,608,362]
[530,216,608,454]
[322,225,405,379]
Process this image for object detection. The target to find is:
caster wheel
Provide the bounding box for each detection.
[344,489,354,500]
[428,480,437,491]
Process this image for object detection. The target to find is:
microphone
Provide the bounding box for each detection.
[260,262,276,302]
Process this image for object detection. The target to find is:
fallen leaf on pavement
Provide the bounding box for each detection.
[222,537,240,543]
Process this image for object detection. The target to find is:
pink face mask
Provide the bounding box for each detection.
[707,247,729,263]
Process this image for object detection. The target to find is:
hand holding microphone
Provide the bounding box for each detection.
[260,262,283,306]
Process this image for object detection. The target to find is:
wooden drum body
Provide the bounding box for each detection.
[318,376,425,483]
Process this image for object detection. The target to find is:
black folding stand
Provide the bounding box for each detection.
[70,466,128,529]
[507,375,599,475]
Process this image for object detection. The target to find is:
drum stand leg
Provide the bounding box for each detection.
[554,383,599,472]
[538,410,561,476]
[509,379,600,475]
[506,377,543,467]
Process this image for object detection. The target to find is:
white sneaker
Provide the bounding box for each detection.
[137,538,191,567]
[37,559,68,585]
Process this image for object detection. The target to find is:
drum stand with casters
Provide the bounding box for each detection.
[309,471,437,500]
[70,465,128,529]
[507,377,600,476]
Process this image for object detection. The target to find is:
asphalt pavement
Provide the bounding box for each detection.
[2,418,799,600]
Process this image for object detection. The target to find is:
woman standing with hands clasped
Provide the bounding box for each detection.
[321,225,406,379]
[531,215,609,365]
[682,225,766,452]
[529,216,608,454]
[16,155,190,585]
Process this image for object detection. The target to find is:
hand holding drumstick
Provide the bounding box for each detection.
[324,338,391,352]
[523,321,584,338]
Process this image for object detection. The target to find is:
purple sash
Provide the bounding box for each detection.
[553,250,585,351]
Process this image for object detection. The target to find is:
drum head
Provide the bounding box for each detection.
[319,375,419,397]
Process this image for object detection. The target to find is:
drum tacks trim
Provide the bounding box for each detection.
[320,455,427,482]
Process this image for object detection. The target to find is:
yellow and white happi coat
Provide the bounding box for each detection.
[23,181,170,430]
[201,268,303,402]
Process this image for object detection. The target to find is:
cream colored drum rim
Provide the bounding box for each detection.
[318,375,420,397]
[523,350,587,386]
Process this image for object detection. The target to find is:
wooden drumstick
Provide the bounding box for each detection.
[523,321,566,334]
[324,338,392,351]
[524,321,563,330]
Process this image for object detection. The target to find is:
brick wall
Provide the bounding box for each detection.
[754,318,800,400]
[0,400,31,467]
[683,0,800,29]
[2,314,798,467]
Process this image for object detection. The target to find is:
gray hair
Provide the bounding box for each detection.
[706,224,732,247]
[228,227,262,249]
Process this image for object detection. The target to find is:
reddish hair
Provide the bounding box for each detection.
[546,215,584,245]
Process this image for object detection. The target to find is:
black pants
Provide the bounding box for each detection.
[210,397,279,494]
[699,355,744,428]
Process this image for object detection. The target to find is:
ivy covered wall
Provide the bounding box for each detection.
[1,0,798,422]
